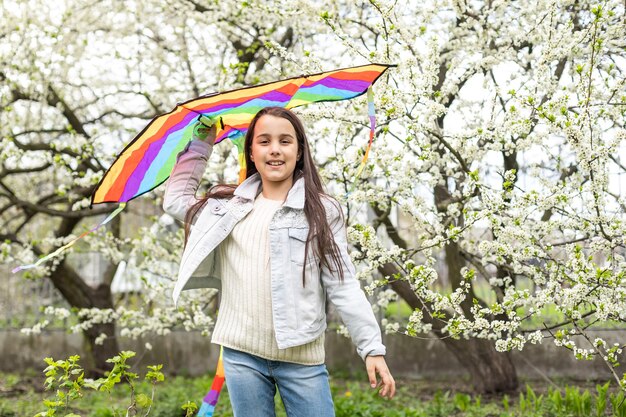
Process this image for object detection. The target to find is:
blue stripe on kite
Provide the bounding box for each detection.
[197,401,215,417]
[295,84,355,100]
[136,126,189,196]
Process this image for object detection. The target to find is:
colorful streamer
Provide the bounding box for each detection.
[197,346,225,417]
[12,203,126,273]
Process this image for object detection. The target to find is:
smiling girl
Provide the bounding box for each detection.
[164,107,395,416]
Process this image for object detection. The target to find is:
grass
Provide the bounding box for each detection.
[1,370,624,417]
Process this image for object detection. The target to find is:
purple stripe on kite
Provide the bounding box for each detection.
[257,90,296,102]
[204,389,220,405]
[306,78,370,93]
[120,111,197,201]
[195,90,295,114]
[120,139,165,202]
[135,127,187,196]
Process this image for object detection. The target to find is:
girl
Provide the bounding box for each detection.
[164,107,395,416]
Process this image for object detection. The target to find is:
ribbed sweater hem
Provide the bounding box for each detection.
[212,339,325,366]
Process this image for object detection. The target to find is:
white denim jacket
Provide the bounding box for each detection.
[163,140,386,360]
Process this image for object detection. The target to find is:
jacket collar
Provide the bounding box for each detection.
[234,172,305,209]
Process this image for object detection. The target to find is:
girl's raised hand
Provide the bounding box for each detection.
[365,355,396,399]
[193,115,219,145]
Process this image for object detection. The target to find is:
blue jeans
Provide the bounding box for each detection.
[222,347,335,417]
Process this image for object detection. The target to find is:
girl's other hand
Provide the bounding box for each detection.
[365,355,396,399]
[193,115,219,145]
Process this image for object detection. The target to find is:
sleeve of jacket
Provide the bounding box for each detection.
[162,140,213,223]
[320,197,386,361]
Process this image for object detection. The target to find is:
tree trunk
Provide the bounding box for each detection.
[83,321,119,377]
[40,217,122,376]
[47,258,120,376]
[81,282,119,377]
[439,336,518,393]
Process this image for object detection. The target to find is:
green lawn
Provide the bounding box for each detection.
[1,371,625,417]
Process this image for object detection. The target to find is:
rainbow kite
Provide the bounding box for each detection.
[92,62,392,204]
[14,63,393,271]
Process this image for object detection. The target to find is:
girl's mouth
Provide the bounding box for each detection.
[267,161,285,167]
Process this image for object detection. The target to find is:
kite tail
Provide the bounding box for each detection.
[347,86,376,197]
[197,346,225,417]
[12,204,126,273]
[232,134,247,185]
[354,86,376,178]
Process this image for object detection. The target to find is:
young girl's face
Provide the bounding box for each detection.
[250,115,300,188]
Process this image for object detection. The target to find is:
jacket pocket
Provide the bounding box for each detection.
[288,227,312,266]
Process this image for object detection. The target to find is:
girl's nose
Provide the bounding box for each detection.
[269,142,281,154]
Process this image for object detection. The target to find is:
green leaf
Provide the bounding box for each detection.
[136,393,152,408]
[182,401,198,413]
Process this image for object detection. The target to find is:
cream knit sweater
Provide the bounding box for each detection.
[211,193,325,365]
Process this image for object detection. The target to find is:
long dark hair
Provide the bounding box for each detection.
[184,107,345,284]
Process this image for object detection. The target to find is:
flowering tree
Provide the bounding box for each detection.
[305,0,626,392]
[0,0,299,373]
[2,0,625,394]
